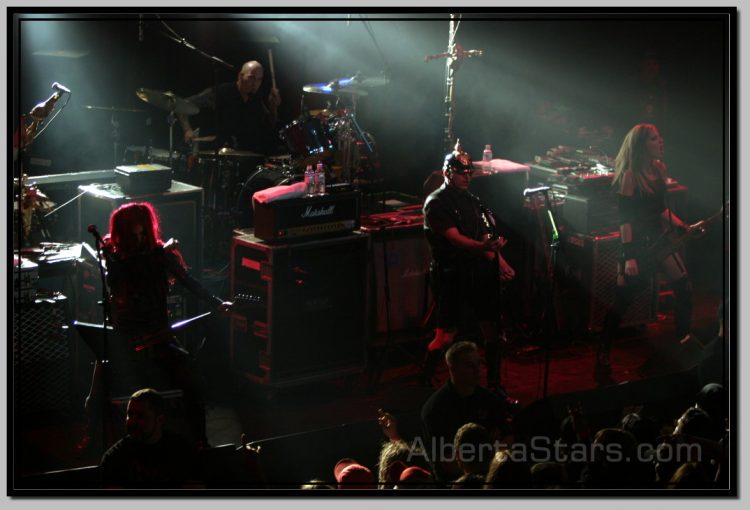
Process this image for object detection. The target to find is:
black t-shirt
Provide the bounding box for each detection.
[423,183,493,267]
[617,176,667,242]
[99,431,197,488]
[188,82,278,154]
[421,381,511,480]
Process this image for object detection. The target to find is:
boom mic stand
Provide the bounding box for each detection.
[523,186,562,399]
[84,224,118,452]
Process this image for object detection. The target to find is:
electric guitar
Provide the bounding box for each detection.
[647,203,725,262]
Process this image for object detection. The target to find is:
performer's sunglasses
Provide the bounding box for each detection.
[452,168,474,176]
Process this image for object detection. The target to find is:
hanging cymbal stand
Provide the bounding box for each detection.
[333,89,374,185]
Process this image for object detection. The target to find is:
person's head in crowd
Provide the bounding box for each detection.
[125,388,167,445]
[673,406,714,439]
[484,449,532,489]
[333,458,376,490]
[446,341,482,395]
[300,479,335,490]
[394,465,434,489]
[621,412,659,449]
[585,428,652,488]
[530,462,569,489]
[451,472,486,489]
[377,441,411,489]
[668,462,712,489]
[695,383,727,439]
[453,422,494,476]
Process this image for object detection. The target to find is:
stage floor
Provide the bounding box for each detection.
[13,286,724,479]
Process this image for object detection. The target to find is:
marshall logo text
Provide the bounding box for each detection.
[301,205,336,218]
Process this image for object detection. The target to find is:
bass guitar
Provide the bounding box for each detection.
[647,203,725,262]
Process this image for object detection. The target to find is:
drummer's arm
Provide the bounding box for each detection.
[179,87,215,143]
[267,88,281,124]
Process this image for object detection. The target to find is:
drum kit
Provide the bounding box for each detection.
[78,72,386,265]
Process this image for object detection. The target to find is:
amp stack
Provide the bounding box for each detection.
[229,190,370,387]
[359,203,432,340]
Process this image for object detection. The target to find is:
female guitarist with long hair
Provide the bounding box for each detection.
[84,202,232,448]
[595,124,705,385]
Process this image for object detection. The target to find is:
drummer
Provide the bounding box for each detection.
[178,60,283,155]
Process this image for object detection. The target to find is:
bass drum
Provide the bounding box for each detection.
[234,165,297,228]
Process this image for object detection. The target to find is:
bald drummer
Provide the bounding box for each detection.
[179,60,282,155]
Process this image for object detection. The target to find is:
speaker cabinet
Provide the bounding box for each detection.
[77,181,204,276]
[362,216,431,336]
[13,295,73,416]
[562,231,657,332]
[230,230,370,387]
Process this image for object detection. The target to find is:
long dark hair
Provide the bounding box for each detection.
[612,123,666,195]
[104,202,186,270]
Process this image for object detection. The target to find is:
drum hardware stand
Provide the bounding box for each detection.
[425,13,484,154]
[524,186,563,399]
[166,109,177,170]
[111,113,121,167]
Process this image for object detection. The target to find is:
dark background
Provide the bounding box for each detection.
[14,11,729,286]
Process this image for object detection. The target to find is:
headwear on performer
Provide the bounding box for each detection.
[443,138,473,174]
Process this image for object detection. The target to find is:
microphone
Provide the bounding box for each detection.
[138,14,144,42]
[52,82,71,94]
[87,224,103,243]
[523,186,551,197]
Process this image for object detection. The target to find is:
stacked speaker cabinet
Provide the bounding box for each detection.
[360,211,431,336]
[13,295,73,416]
[230,230,370,387]
[562,231,657,332]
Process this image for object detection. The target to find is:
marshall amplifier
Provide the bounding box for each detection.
[360,207,431,335]
[253,191,360,241]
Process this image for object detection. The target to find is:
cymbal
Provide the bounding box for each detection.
[303,80,368,97]
[135,88,199,115]
[197,147,264,158]
[82,105,146,113]
[349,74,389,88]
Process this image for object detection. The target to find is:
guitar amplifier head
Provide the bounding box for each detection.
[253,191,360,241]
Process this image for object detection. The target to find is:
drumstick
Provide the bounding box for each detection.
[267,49,277,90]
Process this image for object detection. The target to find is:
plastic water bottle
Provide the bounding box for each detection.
[482,144,493,167]
[315,161,326,195]
[304,164,315,196]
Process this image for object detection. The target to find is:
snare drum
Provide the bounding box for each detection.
[279,116,334,164]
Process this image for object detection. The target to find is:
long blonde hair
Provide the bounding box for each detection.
[612,123,665,195]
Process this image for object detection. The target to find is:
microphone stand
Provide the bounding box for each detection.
[88,226,116,452]
[525,188,562,399]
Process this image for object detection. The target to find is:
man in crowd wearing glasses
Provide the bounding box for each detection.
[422,143,516,392]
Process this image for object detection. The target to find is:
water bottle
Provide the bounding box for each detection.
[315,161,326,195]
[304,164,315,196]
[482,144,493,167]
